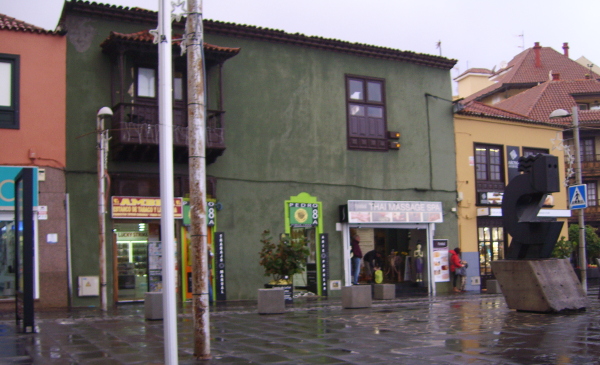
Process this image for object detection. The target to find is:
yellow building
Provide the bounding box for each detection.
[454,101,570,290]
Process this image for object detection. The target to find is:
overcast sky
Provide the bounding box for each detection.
[2,0,599,85]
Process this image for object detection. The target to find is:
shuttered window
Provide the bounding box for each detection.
[346,75,387,151]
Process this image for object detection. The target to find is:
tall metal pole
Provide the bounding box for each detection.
[158,0,178,363]
[186,0,211,359]
[96,107,112,312]
[572,105,587,293]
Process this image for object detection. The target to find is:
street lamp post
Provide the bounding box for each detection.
[96,106,113,311]
[550,106,587,293]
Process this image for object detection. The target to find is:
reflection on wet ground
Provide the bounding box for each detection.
[1,289,600,364]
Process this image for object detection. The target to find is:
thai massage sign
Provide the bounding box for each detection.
[289,203,319,227]
[347,200,443,223]
[112,196,183,219]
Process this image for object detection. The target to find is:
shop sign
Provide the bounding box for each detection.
[289,203,319,227]
[0,166,38,207]
[479,192,503,205]
[320,233,329,297]
[432,239,449,282]
[215,232,226,301]
[347,200,443,224]
[182,201,216,226]
[506,146,520,181]
[116,231,148,238]
[111,196,183,219]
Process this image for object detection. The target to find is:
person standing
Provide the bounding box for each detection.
[350,234,363,285]
[449,247,464,293]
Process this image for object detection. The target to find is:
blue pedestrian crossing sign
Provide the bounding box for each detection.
[568,184,587,210]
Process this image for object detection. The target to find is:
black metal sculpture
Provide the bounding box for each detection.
[502,154,564,259]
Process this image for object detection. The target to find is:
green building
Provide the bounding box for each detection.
[61,1,458,307]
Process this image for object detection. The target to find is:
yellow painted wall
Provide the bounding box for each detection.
[455,74,494,99]
[454,115,569,255]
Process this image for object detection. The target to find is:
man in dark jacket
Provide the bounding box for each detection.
[350,234,363,285]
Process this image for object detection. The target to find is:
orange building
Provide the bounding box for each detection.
[0,14,67,309]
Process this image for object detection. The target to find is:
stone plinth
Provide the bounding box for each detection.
[491,259,587,312]
[486,280,502,294]
[373,284,395,300]
[342,285,372,308]
[258,288,285,314]
[145,292,163,320]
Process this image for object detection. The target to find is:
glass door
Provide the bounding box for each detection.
[115,223,149,301]
[0,219,15,299]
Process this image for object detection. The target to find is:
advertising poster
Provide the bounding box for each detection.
[148,241,162,292]
[432,239,449,282]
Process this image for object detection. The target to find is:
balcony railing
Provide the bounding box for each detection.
[111,103,225,149]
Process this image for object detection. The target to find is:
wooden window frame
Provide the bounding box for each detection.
[581,138,595,162]
[0,54,19,129]
[586,181,597,207]
[474,143,505,205]
[345,74,388,151]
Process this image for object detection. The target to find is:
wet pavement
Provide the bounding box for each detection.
[1,288,600,364]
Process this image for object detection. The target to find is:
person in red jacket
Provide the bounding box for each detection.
[449,247,464,293]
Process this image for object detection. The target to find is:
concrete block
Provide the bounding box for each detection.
[373,284,395,300]
[491,259,587,312]
[145,292,163,320]
[342,285,372,308]
[258,288,285,314]
[486,280,502,294]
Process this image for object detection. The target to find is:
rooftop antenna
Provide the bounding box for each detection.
[588,63,594,75]
[517,31,524,49]
[436,40,442,56]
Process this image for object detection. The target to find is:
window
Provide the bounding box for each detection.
[522,147,549,158]
[0,54,19,129]
[137,67,156,98]
[477,218,505,280]
[345,75,387,151]
[475,144,503,182]
[586,181,597,207]
[174,72,184,101]
[474,144,504,205]
[581,138,595,162]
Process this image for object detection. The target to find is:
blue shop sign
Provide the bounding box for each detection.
[0,167,38,207]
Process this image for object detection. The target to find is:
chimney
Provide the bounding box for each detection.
[534,42,542,67]
[552,73,560,81]
[563,42,569,57]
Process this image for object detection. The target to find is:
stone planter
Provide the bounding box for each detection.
[258,288,285,314]
[264,284,293,303]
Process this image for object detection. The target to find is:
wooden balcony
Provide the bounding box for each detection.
[110,103,225,164]
[581,156,600,177]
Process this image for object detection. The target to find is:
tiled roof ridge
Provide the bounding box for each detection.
[454,67,493,80]
[104,29,241,54]
[64,0,457,70]
[457,100,555,126]
[0,13,63,34]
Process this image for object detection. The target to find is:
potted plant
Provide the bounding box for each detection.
[259,230,310,302]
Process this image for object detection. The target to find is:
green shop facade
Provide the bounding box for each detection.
[61,1,458,308]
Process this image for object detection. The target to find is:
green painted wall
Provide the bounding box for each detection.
[64,9,457,306]
[203,35,458,300]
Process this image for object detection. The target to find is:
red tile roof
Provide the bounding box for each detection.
[100,30,241,61]
[0,13,60,34]
[463,43,598,103]
[63,1,457,70]
[494,79,600,125]
[456,101,557,127]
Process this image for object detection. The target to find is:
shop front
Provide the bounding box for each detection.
[0,167,39,303]
[111,196,183,303]
[340,200,448,295]
[284,193,327,298]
